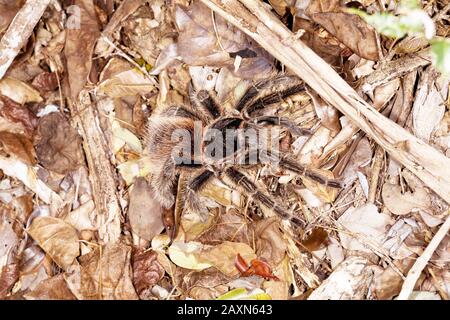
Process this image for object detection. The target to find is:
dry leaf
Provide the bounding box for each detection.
[175,2,273,79]
[27,216,80,270]
[64,0,100,99]
[199,241,256,277]
[0,94,37,136]
[97,69,155,98]
[65,243,139,300]
[254,217,287,266]
[0,131,36,165]
[132,249,165,299]
[308,256,372,300]
[382,183,431,216]
[0,77,43,104]
[128,178,164,241]
[34,112,85,175]
[31,72,59,93]
[337,203,393,253]
[24,274,77,300]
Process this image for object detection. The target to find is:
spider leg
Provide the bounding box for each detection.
[189,85,223,121]
[250,115,312,136]
[277,155,342,188]
[222,167,304,227]
[185,169,215,213]
[236,75,304,116]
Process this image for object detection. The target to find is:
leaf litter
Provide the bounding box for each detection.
[0,0,448,301]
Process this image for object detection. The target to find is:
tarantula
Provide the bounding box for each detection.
[146,74,341,228]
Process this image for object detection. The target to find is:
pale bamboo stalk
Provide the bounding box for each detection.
[397,213,450,300]
[200,0,450,204]
[0,0,52,79]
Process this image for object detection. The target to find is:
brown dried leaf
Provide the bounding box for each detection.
[0,95,38,136]
[199,241,257,277]
[65,243,139,300]
[24,274,77,300]
[0,259,20,299]
[34,113,85,175]
[175,2,273,79]
[27,216,80,270]
[306,1,378,61]
[301,227,329,252]
[128,178,164,241]
[0,131,36,165]
[132,249,165,299]
[64,0,100,99]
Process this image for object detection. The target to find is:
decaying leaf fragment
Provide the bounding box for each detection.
[34,112,85,175]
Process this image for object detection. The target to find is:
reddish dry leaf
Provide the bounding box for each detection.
[0,131,36,165]
[0,95,37,136]
[64,0,100,100]
[235,254,279,281]
[31,72,59,93]
[132,249,165,299]
[34,112,85,175]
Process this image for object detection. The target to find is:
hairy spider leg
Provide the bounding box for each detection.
[222,167,305,227]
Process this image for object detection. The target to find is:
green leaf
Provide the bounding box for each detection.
[431,38,450,76]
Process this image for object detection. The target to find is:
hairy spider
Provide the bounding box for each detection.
[145,74,341,227]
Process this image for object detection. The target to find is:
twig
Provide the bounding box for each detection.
[397,213,450,300]
[0,0,51,79]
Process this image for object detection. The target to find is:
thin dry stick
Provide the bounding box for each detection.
[0,0,52,79]
[200,0,450,205]
[397,213,450,300]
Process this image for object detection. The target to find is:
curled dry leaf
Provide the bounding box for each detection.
[0,95,38,136]
[235,254,279,280]
[132,249,165,299]
[128,178,164,241]
[23,274,77,300]
[0,131,36,165]
[300,227,329,252]
[34,112,85,175]
[65,243,139,300]
[0,252,21,299]
[337,203,393,253]
[27,216,80,270]
[382,183,431,216]
[175,2,273,79]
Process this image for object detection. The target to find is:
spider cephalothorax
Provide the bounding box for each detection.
[146,74,341,227]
